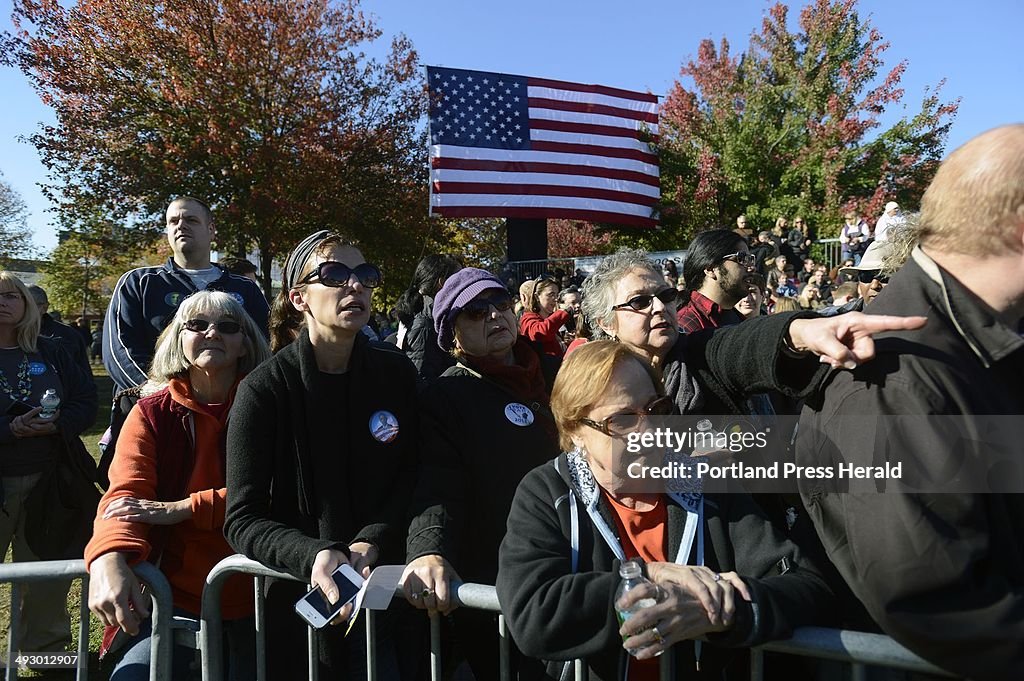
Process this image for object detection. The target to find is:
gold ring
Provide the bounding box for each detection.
[652,625,664,645]
[713,573,722,582]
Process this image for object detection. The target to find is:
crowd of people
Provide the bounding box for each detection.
[0,125,1020,680]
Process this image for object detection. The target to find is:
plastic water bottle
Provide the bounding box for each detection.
[39,389,60,420]
[614,559,662,657]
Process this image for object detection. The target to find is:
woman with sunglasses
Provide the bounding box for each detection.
[403,267,559,679]
[497,341,835,680]
[583,248,923,418]
[224,231,418,678]
[86,290,270,680]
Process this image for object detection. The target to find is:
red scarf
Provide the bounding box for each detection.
[466,340,548,406]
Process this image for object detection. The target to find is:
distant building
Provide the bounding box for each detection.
[4,258,46,287]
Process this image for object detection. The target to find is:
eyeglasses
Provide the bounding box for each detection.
[722,252,756,267]
[611,288,677,312]
[855,270,890,285]
[579,396,674,437]
[459,292,513,321]
[300,261,382,289]
[183,319,242,334]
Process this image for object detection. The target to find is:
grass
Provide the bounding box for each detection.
[1,365,114,679]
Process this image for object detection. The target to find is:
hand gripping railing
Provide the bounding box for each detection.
[200,555,518,681]
[0,559,174,681]
[200,554,961,681]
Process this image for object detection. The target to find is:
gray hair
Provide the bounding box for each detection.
[581,248,661,340]
[881,214,921,276]
[147,290,271,386]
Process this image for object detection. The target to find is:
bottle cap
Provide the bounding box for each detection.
[618,559,642,579]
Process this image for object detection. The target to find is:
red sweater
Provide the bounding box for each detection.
[85,378,252,619]
[519,309,570,357]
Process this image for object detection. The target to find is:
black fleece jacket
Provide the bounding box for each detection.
[407,314,826,585]
[498,454,836,681]
[224,329,419,580]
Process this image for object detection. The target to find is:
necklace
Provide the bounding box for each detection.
[0,354,32,402]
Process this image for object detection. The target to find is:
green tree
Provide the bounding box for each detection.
[40,214,159,318]
[650,0,959,244]
[5,0,429,297]
[0,173,34,265]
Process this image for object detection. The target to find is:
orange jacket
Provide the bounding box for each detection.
[85,377,252,619]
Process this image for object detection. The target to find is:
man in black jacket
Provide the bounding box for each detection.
[796,124,1024,680]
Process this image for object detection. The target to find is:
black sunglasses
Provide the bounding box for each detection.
[459,292,513,321]
[580,396,674,437]
[300,261,382,289]
[183,319,242,334]
[612,288,677,312]
[855,270,890,284]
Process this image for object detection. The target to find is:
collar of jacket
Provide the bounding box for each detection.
[278,327,371,519]
[555,450,701,566]
[910,247,1024,368]
[162,257,227,289]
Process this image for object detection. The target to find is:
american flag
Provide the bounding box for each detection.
[427,66,660,228]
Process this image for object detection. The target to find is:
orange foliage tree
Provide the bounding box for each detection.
[5,0,431,297]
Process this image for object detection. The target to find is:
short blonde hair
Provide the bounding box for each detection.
[918,124,1024,257]
[0,272,40,353]
[148,290,271,384]
[550,340,665,451]
[772,296,800,313]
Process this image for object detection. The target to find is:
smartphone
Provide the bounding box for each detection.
[294,564,364,629]
[5,400,33,417]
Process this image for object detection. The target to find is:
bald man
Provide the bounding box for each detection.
[796,125,1024,679]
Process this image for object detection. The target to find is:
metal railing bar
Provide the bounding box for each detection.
[76,574,90,681]
[307,623,318,681]
[498,613,511,681]
[755,627,955,676]
[254,575,267,681]
[132,561,175,681]
[200,555,957,681]
[6,582,21,681]
[749,648,764,681]
[366,609,378,681]
[429,613,441,681]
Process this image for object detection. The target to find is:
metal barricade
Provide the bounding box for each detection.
[0,559,174,681]
[751,626,957,679]
[814,237,842,270]
[201,555,961,681]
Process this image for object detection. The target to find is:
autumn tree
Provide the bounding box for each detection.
[5,0,430,298]
[547,220,614,258]
[651,0,959,245]
[0,173,34,265]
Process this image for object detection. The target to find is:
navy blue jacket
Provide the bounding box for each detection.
[102,259,269,391]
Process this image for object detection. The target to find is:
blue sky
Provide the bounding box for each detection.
[2,0,1021,254]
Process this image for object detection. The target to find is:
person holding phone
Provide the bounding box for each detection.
[225,231,419,679]
[0,271,97,654]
